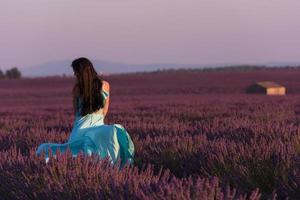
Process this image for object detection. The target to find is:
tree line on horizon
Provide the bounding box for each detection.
[0,67,22,79]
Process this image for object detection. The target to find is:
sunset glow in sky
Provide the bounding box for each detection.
[1,0,300,69]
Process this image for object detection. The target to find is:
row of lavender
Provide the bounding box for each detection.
[1,69,300,199]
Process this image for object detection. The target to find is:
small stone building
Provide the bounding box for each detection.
[246,81,286,95]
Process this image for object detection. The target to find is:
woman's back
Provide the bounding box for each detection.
[94,80,110,116]
[74,79,110,117]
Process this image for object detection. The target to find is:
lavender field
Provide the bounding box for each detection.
[1,68,300,199]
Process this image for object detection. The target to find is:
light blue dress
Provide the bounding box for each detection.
[36,90,135,168]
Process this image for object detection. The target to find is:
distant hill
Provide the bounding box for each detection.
[21,60,200,77]
[20,59,300,77]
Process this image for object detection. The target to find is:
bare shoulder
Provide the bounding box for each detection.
[102,80,110,91]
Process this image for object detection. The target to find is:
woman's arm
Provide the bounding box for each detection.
[102,80,110,116]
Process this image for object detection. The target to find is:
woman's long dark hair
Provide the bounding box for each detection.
[71,57,104,116]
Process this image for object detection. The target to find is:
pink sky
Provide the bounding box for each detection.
[1,0,300,69]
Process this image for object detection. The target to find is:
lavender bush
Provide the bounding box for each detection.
[1,69,300,199]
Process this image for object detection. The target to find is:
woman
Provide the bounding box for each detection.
[36,57,134,168]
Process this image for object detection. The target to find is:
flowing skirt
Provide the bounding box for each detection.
[36,113,134,168]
